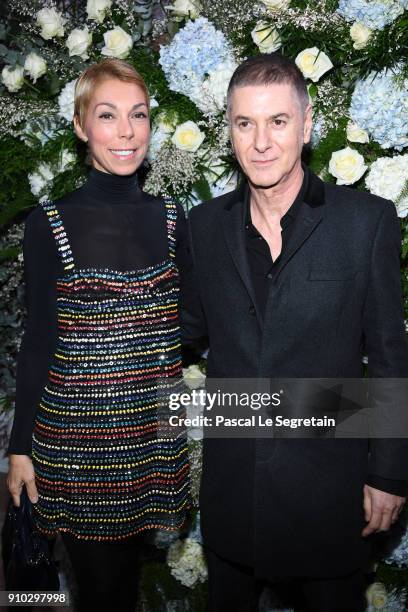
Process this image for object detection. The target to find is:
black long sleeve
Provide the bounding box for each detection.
[7,167,195,455]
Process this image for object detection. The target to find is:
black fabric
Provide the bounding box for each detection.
[244,167,406,498]
[187,168,408,577]
[61,532,144,612]
[1,486,59,593]
[205,547,367,612]
[8,166,194,455]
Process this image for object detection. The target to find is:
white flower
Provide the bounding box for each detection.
[366,582,388,610]
[24,53,47,84]
[36,7,65,40]
[28,162,54,197]
[66,28,92,60]
[58,149,76,173]
[261,0,291,9]
[199,60,238,113]
[172,121,205,152]
[101,26,133,59]
[365,154,408,218]
[86,0,112,23]
[350,22,372,50]
[251,21,281,53]
[168,0,202,19]
[58,79,77,123]
[167,538,208,587]
[183,364,206,390]
[1,65,24,92]
[346,121,369,143]
[295,47,333,83]
[328,146,367,185]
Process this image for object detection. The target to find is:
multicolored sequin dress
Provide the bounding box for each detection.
[31,198,190,541]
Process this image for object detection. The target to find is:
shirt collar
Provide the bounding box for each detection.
[244,165,310,230]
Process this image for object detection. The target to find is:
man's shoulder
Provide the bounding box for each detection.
[324,181,392,218]
[189,189,239,223]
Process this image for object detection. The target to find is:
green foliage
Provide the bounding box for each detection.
[308,116,348,175]
[0,135,37,227]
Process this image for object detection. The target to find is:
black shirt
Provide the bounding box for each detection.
[7,166,194,455]
[245,169,308,319]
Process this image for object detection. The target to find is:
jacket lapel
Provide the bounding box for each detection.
[221,194,263,326]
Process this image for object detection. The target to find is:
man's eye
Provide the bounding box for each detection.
[274,119,285,127]
[239,121,250,128]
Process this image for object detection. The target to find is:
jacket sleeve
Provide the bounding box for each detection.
[362,200,408,495]
[7,208,60,456]
[175,204,208,348]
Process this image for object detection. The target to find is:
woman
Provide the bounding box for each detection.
[7,58,191,611]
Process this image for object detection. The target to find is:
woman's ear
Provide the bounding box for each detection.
[73,115,88,143]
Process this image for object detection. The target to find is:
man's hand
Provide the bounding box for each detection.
[362,484,406,537]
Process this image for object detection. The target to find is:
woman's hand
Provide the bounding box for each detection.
[7,454,38,507]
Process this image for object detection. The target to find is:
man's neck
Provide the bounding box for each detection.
[249,163,304,222]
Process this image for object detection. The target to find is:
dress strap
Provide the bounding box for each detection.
[39,200,75,271]
[164,197,177,259]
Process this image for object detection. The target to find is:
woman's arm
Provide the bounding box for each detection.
[7,206,60,505]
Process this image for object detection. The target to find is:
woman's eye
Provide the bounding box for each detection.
[132,112,147,119]
[99,112,113,119]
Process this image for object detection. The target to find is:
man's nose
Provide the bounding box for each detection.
[253,127,271,153]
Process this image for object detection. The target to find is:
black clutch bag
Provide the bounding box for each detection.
[1,485,60,591]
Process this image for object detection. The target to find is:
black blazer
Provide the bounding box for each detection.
[184,168,408,578]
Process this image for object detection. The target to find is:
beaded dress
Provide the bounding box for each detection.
[8,168,192,541]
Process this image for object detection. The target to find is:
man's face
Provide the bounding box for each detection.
[228,82,312,190]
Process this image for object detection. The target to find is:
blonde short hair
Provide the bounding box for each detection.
[74,58,149,129]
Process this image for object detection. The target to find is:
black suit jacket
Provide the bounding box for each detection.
[184,168,408,578]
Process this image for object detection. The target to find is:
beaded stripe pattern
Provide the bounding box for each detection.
[31,199,190,541]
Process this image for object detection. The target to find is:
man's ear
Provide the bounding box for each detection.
[73,115,88,143]
[303,104,313,145]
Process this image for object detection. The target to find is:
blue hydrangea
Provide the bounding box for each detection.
[159,17,233,102]
[349,67,408,150]
[337,0,404,30]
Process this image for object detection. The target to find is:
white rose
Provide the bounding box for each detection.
[346,121,369,144]
[66,28,92,60]
[295,47,333,82]
[36,7,65,40]
[101,26,133,59]
[86,0,112,23]
[262,0,291,9]
[172,121,205,152]
[251,21,281,53]
[24,53,47,84]
[183,364,205,390]
[350,22,372,50]
[328,146,367,185]
[58,79,77,122]
[168,0,202,19]
[366,582,388,609]
[1,64,24,92]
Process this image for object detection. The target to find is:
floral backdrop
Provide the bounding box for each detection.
[0,0,407,609]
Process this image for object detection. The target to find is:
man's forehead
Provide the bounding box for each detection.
[229,83,300,114]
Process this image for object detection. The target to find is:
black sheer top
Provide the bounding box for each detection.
[8,166,195,455]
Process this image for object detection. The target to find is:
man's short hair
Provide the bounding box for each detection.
[227,53,309,115]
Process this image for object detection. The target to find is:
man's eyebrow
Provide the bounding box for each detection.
[233,112,291,122]
[94,102,148,111]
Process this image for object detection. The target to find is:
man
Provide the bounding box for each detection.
[183,54,408,611]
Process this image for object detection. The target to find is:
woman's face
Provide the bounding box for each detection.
[75,78,150,175]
